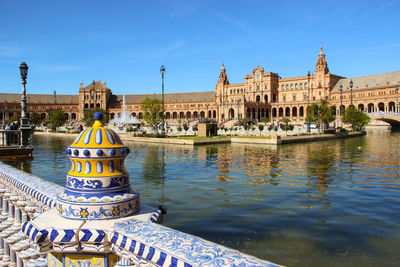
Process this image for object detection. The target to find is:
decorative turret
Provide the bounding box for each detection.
[218,63,229,85]
[315,47,329,74]
[57,112,140,220]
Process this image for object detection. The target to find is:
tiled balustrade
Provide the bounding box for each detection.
[0,161,281,267]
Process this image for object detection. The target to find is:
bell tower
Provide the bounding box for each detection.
[315,47,329,74]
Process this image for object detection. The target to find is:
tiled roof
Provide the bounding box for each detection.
[332,71,400,92]
[113,91,215,104]
[0,93,78,104]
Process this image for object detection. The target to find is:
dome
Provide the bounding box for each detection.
[56,112,140,220]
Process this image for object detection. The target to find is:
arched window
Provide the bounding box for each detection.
[300,83,303,89]
[295,84,298,89]
[286,84,289,90]
[290,84,293,89]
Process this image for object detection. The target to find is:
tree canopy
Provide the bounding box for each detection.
[48,110,67,130]
[140,98,163,133]
[83,108,109,126]
[31,112,43,126]
[6,113,21,124]
[341,106,370,130]
[306,100,336,129]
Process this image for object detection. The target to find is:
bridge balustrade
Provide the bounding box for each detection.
[0,161,280,267]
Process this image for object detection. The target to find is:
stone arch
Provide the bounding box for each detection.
[388,101,395,112]
[200,111,205,118]
[256,95,261,103]
[208,110,212,118]
[186,111,191,118]
[228,108,234,119]
[285,107,290,117]
[84,103,89,109]
[358,104,364,112]
[299,106,304,117]
[378,102,384,112]
[264,95,268,103]
[292,107,297,117]
[279,107,283,117]
[138,112,143,119]
[193,111,198,118]
[272,107,277,118]
[266,108,270,119]
[96,103,100,108]
[179,111,185,119]
[165,112,171,119]
[367,103,374,113]
[213,110,217,119]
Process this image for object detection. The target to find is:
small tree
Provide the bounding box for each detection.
[307,100,336,132]
[31,112,43,126]
[281,117,291,135]
[261,117,270,124]
[183,123,189,136]
[268,125,273,133]
[140,98,163,134]
[258,124,264,136]
[177,126,182,137]
[342,106,371,131]
[6,113,21,124]
[48,110,67,130]
[83,108,109,127]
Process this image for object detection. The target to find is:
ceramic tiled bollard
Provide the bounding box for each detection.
[20,113,162,266]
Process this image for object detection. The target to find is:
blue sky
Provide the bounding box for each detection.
[1,0,399,95]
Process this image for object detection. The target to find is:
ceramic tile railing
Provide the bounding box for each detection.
[0,162,281,267]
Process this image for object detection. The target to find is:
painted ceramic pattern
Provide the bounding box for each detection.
[113,219,280,267]
[47,252,63,267]
[57,116,139,220]
[65,254,106,267]
[68,158,126,177]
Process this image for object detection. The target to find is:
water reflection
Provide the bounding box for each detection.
[2,131,400,266]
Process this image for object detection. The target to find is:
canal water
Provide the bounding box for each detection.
[2,130,400,266]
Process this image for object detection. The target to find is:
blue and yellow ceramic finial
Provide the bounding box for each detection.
[93,111,103,128]
[57,112,140,220]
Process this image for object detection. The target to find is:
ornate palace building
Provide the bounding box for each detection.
[1,48,399,125]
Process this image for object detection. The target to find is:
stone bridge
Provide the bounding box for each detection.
[368,112,400,129]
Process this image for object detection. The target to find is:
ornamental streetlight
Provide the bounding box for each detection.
[19,62,31,147]
[340,84,343,115]
[306,71,311,134]
[396,84,399,113]
[350,79,354,107]
[160,65,166,136]
[317,105,321,135]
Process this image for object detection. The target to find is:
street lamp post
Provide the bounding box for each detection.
[396,84,399,114]
[160,65,166,136]
[307,71,311,134]
[340,84,343,115]
[19,62,31,147]
[317,105,321,134]
[350,79,354,107]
